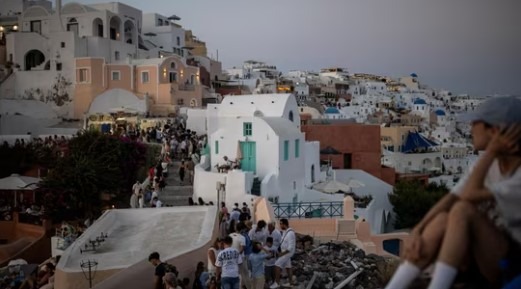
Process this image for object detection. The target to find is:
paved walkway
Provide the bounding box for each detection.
[159,160,194,206]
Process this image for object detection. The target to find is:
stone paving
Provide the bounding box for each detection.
[158,159,194,206]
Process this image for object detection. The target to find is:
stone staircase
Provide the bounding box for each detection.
[158,160,194,206]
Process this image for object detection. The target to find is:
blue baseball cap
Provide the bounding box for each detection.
[458,96,521,125]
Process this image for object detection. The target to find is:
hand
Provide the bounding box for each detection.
[487,124,521,155]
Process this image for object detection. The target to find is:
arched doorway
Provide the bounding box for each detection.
[93,18,103,37]
[190,99,197,107]
[25,49,45,71]
[123,20,135,44]
[109,16,121,40]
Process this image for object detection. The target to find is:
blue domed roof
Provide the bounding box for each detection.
[435,109,446,116]
[325,107,340,114]
[413,98,427,105]
[410,73,418,78]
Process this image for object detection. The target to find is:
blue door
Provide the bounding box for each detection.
[240,141,256,173]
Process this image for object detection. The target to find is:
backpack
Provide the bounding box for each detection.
[163,263,179,277]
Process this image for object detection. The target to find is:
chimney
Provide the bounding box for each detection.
[56,0,62,16]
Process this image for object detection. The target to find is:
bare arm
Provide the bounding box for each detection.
[208,249,217,268]
[459,151,495,202]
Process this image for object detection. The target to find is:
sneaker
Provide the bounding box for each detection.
[270,282,280,289]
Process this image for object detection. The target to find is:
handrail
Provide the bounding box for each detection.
[272,202,343,219]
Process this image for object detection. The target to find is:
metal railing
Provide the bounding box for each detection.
[272,202,343,219]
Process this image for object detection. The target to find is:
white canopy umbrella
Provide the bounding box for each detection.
[346,178,365,189]
[0,174,41,207]
[312,179,352,194]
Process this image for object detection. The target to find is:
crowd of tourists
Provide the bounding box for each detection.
[150,202,296,289]
[0,256,60,289]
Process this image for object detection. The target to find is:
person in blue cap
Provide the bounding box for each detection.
[386,96,521,289]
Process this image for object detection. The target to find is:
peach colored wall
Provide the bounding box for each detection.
[136,66,158,99]
[289,218,337,237]
[107,65,132,90]
[74,58,106,118]
[253,197,276,224]
[0,238,33,262]
[0,221,15,242]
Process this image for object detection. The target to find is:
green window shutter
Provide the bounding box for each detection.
[284,140,289,161]
[243,122,252,136]
[295,139,300,158]
[215,140,219,154]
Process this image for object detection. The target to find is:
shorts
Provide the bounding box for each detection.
[274,254,292,269]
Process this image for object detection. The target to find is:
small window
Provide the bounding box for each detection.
[215,140,219,154]
[61,42,65,48]
[56,63,62,71]
[141,71,149,83]
[78,68,88,83]
[176,36,180,46]
[112,71,120,81]
[115,51,120,61]
[289,111,294,122]
[243,122,252,136]
[158,19,163,26]
[294,139,300,158]
[284,140,289,161]
[177,98,184,105]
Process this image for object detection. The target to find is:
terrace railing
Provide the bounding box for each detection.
[272,202,343,219]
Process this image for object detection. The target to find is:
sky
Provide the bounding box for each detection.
[65,0,521,96]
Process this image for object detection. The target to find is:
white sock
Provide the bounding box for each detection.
[427,262,458,289]
[385,261,421,289]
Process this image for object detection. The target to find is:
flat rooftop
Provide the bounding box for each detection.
[58,206,216,272]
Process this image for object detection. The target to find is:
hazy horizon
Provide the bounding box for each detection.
[64,0,521,96]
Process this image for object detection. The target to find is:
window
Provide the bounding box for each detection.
[67,18,78,34]
[30,20,41,34]
[141,71,149,83]
[284,140,289,161]
[293,181,296,190]
[115,51,120,61]
[177,98,184,105]
[243,122,252,136]
[56,63,62,71]
[78,68,88,83]
[61,42,65,48]
[111,71,120,81]
[294,139,300,158]
[176,36,180,46]
[215,140,219,154]
[311,165,315,183]
[169,72,177,83]
[289,111,294,122]
[158,19,163,26]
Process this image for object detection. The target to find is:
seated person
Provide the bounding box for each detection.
[385,96,521,289]
[217,156,234,173]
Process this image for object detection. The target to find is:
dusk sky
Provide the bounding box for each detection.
[66,0,521,96]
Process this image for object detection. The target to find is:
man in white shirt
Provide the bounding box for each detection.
[216,236,243,289]
[267,222,282,249]
[229,223,250,289]
[270,218,296,289]
[249,220,268,245]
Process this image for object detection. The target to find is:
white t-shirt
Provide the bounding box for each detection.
[215,247,243,278]
[248,228,268,244]
[267,229,282,249]
[229,233,246,254]
[280,229,296,257]
[452,155,521,243]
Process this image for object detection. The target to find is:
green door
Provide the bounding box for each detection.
[240,141,256,173]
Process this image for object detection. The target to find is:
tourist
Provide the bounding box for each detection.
[267,222,282,249]
[130,190,138,209]
[249,241,274,289]
[215,236,243,289]
[152,197,162,208]
[208,238,223,278]
[149,252,167,289]
[248,220,268,245]
[385,96,521,289]
[138,193,144,208]
[264,237,278,286]
[229,207,241,223]
[179,160,187,185]
[163,272,181,289]
[194,262,206,289]
[271,218,296,289]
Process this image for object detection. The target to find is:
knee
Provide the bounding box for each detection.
[448,200,476,220]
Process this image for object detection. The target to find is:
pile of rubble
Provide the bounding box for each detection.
[291,234,399,289]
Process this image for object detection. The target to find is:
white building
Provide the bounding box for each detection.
[142,13,185,58]
[191,94,328,206]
